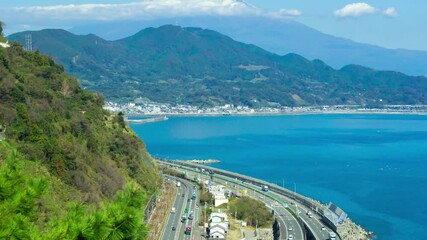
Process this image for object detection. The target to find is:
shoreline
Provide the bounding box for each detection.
[127,110,427,118]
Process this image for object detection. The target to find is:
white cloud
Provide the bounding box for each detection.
[334,2,377,18]
[0,0,303,33]
[278,8,302,17]
[6,0,261,21]
[382,7,398,17]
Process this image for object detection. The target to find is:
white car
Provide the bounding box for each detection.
[288,227,293,231]
[321,226,326,231]
[288,234,293,240]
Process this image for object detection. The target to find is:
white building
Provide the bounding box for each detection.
[208,185,229,207]
[209,224,227,239]
[210,212,228,223]
[209,212,229,239]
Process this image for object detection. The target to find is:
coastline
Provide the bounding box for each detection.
[127,110,427,118]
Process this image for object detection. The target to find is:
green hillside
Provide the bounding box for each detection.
[0,29,161,238]
[9,25,427,107]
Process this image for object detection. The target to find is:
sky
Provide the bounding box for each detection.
[0,0,426,51]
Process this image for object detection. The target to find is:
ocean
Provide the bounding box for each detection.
[130,114,427,239]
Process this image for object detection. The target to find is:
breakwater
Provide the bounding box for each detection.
[125,116,168,124]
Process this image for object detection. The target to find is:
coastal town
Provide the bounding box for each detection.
[104,100,427,116]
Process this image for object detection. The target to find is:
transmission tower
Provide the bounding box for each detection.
[24,34,32,52]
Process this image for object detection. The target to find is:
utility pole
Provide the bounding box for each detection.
[203,201,206,224]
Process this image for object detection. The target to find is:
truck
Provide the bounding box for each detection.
[329,232,336,240]
[262,185,269,192]
[176,181,181,187]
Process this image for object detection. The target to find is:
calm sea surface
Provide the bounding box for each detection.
[130,114,427,239]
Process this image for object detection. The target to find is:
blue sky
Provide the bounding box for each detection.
[1,0,426,51]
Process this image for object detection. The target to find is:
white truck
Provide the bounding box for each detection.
[262,185,269,192]
[329,232,336,240]
[176,181,181,187]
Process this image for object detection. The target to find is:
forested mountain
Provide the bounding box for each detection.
[10,25,427,107]
[0,28,161,238]
[70,16,427,77]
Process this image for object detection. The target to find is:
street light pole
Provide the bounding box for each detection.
[294,183,298,214]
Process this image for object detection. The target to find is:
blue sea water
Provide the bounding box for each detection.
[130,114,427,239]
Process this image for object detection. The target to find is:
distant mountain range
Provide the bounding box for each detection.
[68,16,427,77]
[9,25,427,107]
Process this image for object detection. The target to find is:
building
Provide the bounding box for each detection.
[210,212,228,223]
[209,224,227,239]
[324,202,348,226]
[208,184,229,207]
[209,212,229,239]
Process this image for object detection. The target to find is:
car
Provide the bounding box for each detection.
[184,208,188,213]
[172,227,176,231]
[187,198,190,202]
[288,227,293,231]
[184,226,192,235]
[182,194,184,197]
[321,226,326,231]
[288,234,293,240]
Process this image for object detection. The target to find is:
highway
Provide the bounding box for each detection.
[160,177,200,240]
[188,170,305,240]
[158,159,340,240]
[267,190,333,240]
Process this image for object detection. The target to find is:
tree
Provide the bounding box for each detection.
[0,21,3,36]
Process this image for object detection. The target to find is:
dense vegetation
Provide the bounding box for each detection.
[9,25,427,107]
[0,33,161,238]
[229,196,273,227]
[0,142,149,239]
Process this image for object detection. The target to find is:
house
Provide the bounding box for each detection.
[209,224,227,239]
[210,212,228,223]
[208,211,229,239]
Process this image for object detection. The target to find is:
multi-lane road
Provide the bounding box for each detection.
[198,173,305,240]
[160,178,200,240]
[158,159,341,240]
